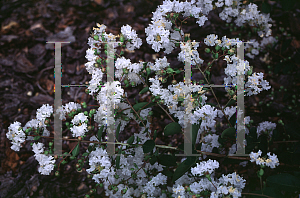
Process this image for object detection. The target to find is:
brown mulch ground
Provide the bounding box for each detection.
[1,0,300,197]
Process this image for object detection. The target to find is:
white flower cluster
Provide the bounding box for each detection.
[94,81,125,126]
[211,172,246,198]
[145,0,204,54]
[256,121,276,138]
[191,159,219,176]
[115,57,144,86]
[32,142,56,175]
[7,104,54,151]
[70,113,88,137]
[219,1,273,37]
[143,173,168,197]
[200,134,221,154]
[145,0,273,54]
[147,56,170,71]
[6,121,26,152]
[244,72,271,96]
[86,147,116,184]
[85,23,143,104]
[175,159,246,198]
[120,24,143,51]
[244,36,277,59]
[250,150,280,168]
[177,41,204,66]
[55,102,81,121]
[149,76,209,128]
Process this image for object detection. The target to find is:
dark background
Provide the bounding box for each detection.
[0,0,300,197]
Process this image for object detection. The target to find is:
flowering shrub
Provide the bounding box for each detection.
[6,0,300,197]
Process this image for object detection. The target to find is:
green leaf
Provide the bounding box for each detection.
[115,122,121,141]
[131,102,156,113]
[164,122,182,136]
[246,135,256,154]
[229,112,236,127]
[258,135,268,156]
[34,136,41,141]
[139,86,149,95]
[158,154,177,167]
[225,99,236,108]
[266,173,300,192]
[206,102,216,107]
[115,147,122,169]
[249,187,284,198]
[162,168,174,177]
[72,143,80,157]
[97,125,104,142]
[174,28,180,31]
[88,145,94,152]
[172,156,196,183]
[221,127,236,139]
[149,156,157,165]
[192,122,201,147]
[127,135,135,145]
[153,130,157,141]
[82,152,89,156]
[142,140,155,153]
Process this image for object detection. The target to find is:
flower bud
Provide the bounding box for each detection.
[162,78,167,83]
[123,68,129,74]
[171,79,177,85]
[205,48,210,53]
[146,68,151,75]
[55,171,60,177]
[44,119,49,125]
[166,68,174,74]
[258,168,264,177]
[120,34,124,42]
[78,136,82,141]
[159,100,165,105]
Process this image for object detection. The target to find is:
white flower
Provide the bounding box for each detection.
[6,121,26,151]
[36,104,53,122]
[72,113,88,125]
[256,121,276,138]
[35,154,56,175]
[32,142,45,155]
[191,159,219,176]
[204,34,218,46]
[245,72,271,96]
[70,123,88,137]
